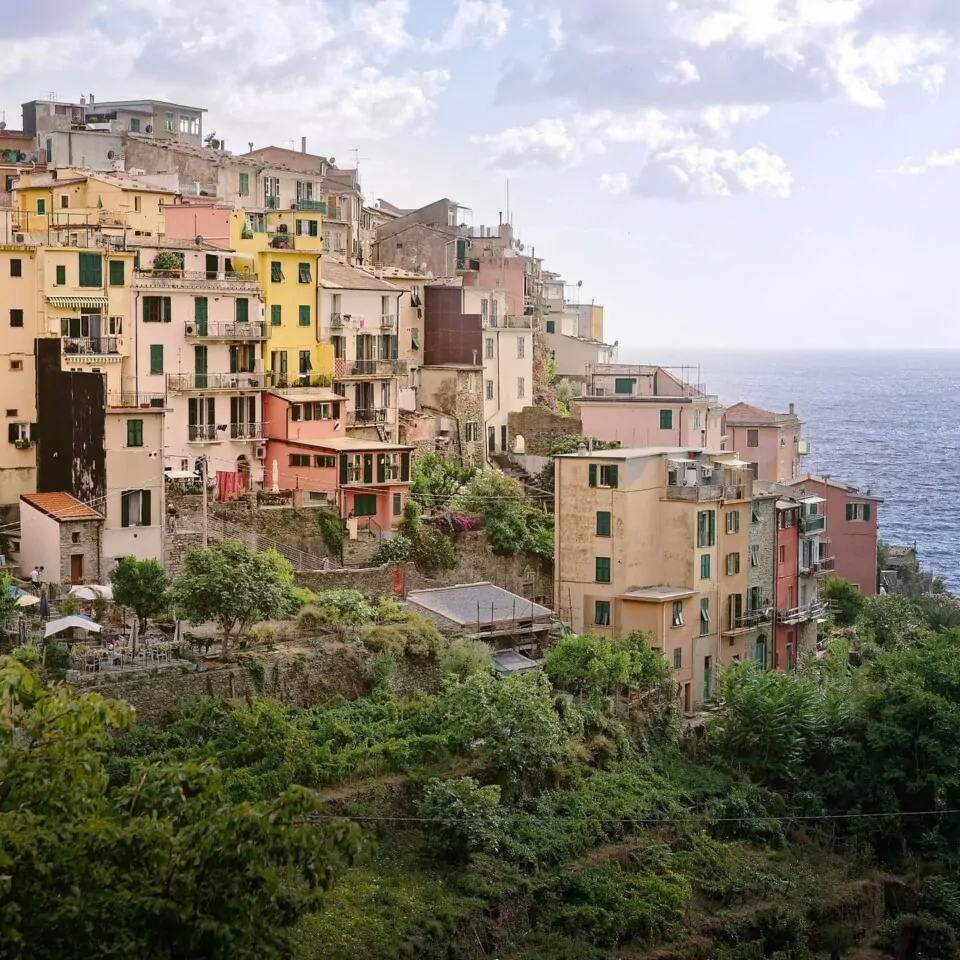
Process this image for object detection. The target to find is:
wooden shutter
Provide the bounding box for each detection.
[363,454,373,484]
[271,304,281,326]
[236,298,249,322]
[141,490,152,527]
[7,424,16,443]
[845,503,854,521]
[78,253,102,287]
[863,503,871,522]
[149,345,163,374]
[333,401,341,419]
[376,454,386,483]
[162,297,171,323]
[589,464,597,487]
[608,465,618,488]
[339,454,348,485]
[28,423,37,441]
[400,452,410,482]
[195,297,208,321]
[229,346,238,373]
[109,260,125,285]
[120,492,131,528]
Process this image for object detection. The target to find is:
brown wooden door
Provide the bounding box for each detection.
[70,554,84,584]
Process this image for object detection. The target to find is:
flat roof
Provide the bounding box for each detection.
[621,587,696,602]
[268,388,342,402]
[288,436,412,452]
[407,582,551,627]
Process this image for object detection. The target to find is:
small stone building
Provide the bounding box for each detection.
[19,492,104,586]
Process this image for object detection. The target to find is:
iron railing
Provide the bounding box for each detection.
[347,408,387,426]
[184,321,267,340]
[106,393,166,409]
[344,359,408,377]
[665,483,745,502]
[62,336,120,356]
[188,424,220,442]
[168,372,275,391]
[293,199,327,213]
[230,422,265,440]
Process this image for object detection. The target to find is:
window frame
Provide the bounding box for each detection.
[594,600,611,626]
[672,601,684,627]
[595,556,612,583]
[596,510,611,537]
[659,408,673,430]
[126,419,144,448]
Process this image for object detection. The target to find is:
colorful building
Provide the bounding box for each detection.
[723,402,807,482]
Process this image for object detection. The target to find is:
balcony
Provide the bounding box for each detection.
[802,556,836,576]
[777,600,829,625]
[292,199,327,213]
[230,422,265,440]
[380,313,396,330]
[134,269,260,292]
[347,408,387,426]
[800,515,826,534]
[326,204,342,220]
[665,483,745,502]
[62,336,121,357]
[184,321,267,341]
[503,315,533,328]
[187,424,220,443]
[722,609,772,636]
[167,372,274,392]
[330,312,344,327]
[339,359,408,378]
[106,392,167,410]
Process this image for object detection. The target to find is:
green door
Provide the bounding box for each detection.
[703,656,713,702]
[194,297,208,337]
[194,345,208,389]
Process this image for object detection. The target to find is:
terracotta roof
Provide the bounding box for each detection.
[724,402,782,422]
[20,492,102,521]
[320,260,401,291]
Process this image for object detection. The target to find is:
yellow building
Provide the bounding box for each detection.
[163,203,333,386]
[12,168,175,240]
[554,446,751,711]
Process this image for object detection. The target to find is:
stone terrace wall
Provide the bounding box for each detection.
[508,406,582,456]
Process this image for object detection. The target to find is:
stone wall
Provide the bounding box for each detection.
[508,406,582,456]
[59,519,102,584]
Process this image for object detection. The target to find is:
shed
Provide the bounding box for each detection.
[19,492,103,587]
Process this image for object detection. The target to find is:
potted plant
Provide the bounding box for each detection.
[14,439,31,450]
[152,250,184,278]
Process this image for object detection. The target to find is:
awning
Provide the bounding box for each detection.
[667,457,696,465]
[775,499,797,510]
[715,458,752,468]
[165,470,199,480]
[799,495,826,504]
[43,615,102,638]
[47,296,109,310]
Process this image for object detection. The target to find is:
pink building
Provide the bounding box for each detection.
[723,402,806,482]
[263,388,412,531]
[786,474,881,596]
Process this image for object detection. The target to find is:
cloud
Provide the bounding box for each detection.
[897,147,960,175]
[427,0,512,51]
[657,59,700,86]
[617,144,794,201]
[0,0,451,141]
[472,118,604,169]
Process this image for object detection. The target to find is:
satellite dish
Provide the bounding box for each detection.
[106,150,116,160]
[329,156,336,165]
[0,121,6,131]
[195,236,204,246]
[145,124,153,133]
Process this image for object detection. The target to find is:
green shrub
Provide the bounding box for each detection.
[315,508,343,556]
[57,594,81,617]
[419,777,503,863]
[440,638,492,680]
[12,646,40,667]
[365,649,399,693]
[372,535,413,565]
[360,617,447,659]
[42,641,71,671]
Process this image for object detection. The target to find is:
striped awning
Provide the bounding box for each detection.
[46,296,109,309]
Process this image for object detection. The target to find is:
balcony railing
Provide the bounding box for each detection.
[62,336,120,356]
[167,372,275,392]
[380,313,396,329]
[106,392,167,409]
[503,315,533,328]
[665,483,745,502]
[184,321,267,340]
[188,424,220,443]
[347,408,387,426]
[264,196,280,209]
[134,269,259,286]
[344,359,408,377]
[801,515,826,534]
[326,205,342,220]
[293,199,327,213]
[777,600,829,624]
[802,556,836,576]
[330,312,343,327]
[230,422,265,440]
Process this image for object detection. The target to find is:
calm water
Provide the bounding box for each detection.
[619,349,960,591]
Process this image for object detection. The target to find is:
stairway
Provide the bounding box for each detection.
[203,518,336,571]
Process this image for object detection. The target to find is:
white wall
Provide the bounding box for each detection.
[18,505,61,580]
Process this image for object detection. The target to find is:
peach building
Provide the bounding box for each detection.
[554,445,751,710]
[723,402,807,482]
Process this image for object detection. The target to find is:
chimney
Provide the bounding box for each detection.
[788,402,795,415]
[498,211,502,225]
[220,139,225,152]
[89,94,94,107]
[248,141,254,153]
[301,136,306,154]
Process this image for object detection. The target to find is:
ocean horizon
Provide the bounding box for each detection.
[616,347,960,591]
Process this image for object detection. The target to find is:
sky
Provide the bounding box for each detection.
[5,0,960,349]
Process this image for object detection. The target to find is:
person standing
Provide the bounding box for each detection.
[29,566,40,594]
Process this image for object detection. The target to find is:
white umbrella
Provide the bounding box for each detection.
[271,458,279,493]
[70,584,114,601]
[44,615,102,639]
[16,594,40,608]
[128,617,139,657]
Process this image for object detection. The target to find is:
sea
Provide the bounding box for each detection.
[618,348,960,592]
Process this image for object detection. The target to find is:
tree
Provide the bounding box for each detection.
[822,576,866,627]
[441,638,493,680]
[172,540,295,657]
[0,574,19,629]
[409,452,477,510]
[419,777,503,863]
[109,556,170,632]
[0,656,363,959]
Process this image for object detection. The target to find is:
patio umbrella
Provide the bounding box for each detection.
[70,584,114,601]
[271,458,279,493]
[16,594,40,608]
[128,617,139,658]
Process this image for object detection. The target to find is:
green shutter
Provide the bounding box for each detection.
[614,378,635,394]
[700,554,710,579]
[299,305,310,326]
[376,454,386,483]
[149,345,163,375]
[340,454,348,485]
[608,465,618,488]
[333,401,341,419]
[270,304,281,326]
[194,296,208,321]
[863,503,871,522]
[589,464,597,488]
[229,345,238,374]
[298,262,311,283]
[130,118,140,133]
[455,238,466,269]
[55,265,66,285]
[108,260,125,286]
[545,320,555,334]
[271,261,283,282]
[141,490,152,527]
[239,172,249,195]
[845,503,854,521]
[36,198,45,215]
[400,452,410,482]
[595,557,611,583]
[363,454,373,484]
[126,419,143,447]
[120,492,131,528]
[393,492,402,516]
[708,510,716,545]
[45,138,52,164]
[659,409,673,430]
[162,297,172,323]
[236,298,249,322]
[673,648,682,670]
[596,511,611,536]
[78,253,102,288]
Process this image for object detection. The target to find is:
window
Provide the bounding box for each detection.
[121,489,152,527]
[133,195,142,213]
[270,304,282,327]
[846,502,872,522]
[595,600,611,626]
[750,545,760,567]
[517,337,525,358]
[238,172,249,196]
[464,422,479,442]
[143,296,171,323]
[10,259,21,277]
[36,198,45,215]
[126,419,144,447]
[694,409,701,429]
[659,409,673,430]
[55,265,66,285]
[748,586,762,613]
[7,422,30,443]
[299,350,312,375]
[296,218,319,237]
[59,194,70,209]
[298,305,311,327]
[10,360,23,371]
[673,647,682,669]
[485,379,494,400]
[746,429,759,447]
[236,298,249,322]
[411,327,420,350]
[588,464,619,488]
[545,319,555,334]
[700,554,711,580]
[108,260,125,286]
[270,261,284,282]
[298,262,312,283]
[614,378,635,395]
[490,299,498,324]
[596,511,611,537]
[78,253,102,288]
[517,377,525,398]
[149,345,163,375]
[9,310,23,328]
[726,511,740,534]
[129,117,141,133]
[726,552,741,575]
[672,601,684,627]
[595,557,611,583]
[485,337,494,359]
[778,544,786,564]
[751,501,762,523]
[393,492,402,516]
[165,111,175,132]
[696,510,716,547]
[700,597,711,635]
[289,454,311,467]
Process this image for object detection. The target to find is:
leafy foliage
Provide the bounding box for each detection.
[440,637,493,680]
[419,777,503,863]
[410,452,478,510]
[172,540,295,657]
[109,556,170,631]
[359,616,448,659]
[372,534,414,565]
[0,574,19,628]
[822,575,866,627]
[314,507,343,556]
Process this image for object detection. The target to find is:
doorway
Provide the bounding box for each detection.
[488,426,496,456]
[501,425,507,452]
[70,554,84,583]
[205,253,219,280]
[703,655,713,702]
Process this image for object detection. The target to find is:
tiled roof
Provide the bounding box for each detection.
[21,492,102,521]
[320,260,401,291]
[724,402,782,422]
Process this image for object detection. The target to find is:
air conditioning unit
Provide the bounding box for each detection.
[14,234,24,243]
[255,445,266,459]
[184,323,196,335]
